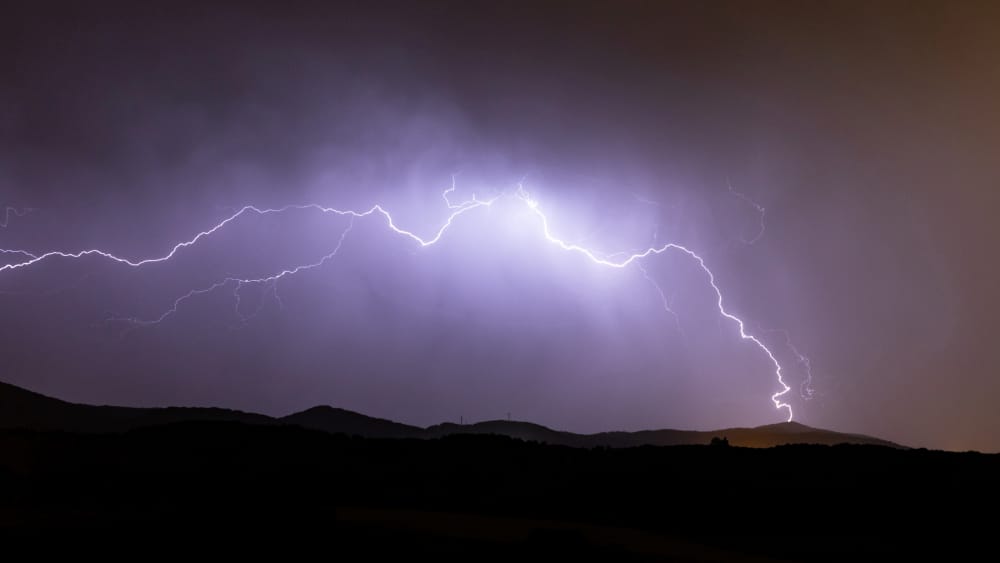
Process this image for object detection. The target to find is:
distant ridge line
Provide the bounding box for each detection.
[0,380,902,448]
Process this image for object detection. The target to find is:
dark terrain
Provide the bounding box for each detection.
[0,380,898,447]
[0,381,993,559]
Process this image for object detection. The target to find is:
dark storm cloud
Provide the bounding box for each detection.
[2,0,998,450]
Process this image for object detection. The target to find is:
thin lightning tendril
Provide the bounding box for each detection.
[1,248,38,260]
[106,217,357,332]
[635,262,686,343]
[727,180,766,245]
[764,327,815,401]
[0,206,38,262]
[1,206,34,229]
[0,182,797,421]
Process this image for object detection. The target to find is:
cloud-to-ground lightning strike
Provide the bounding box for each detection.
[0,182,797,421]
[513,185,793,420]
[763,327,815,401]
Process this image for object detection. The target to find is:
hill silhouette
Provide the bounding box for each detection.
[280,405,423,439]
[0,379,899,447]
[2,379,996,559]
[0,380,270,432]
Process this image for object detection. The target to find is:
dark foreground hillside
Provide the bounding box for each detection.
[0,422,994,560]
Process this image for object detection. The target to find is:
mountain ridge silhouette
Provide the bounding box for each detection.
[0,379,901,448]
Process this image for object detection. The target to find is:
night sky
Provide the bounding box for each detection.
[2,0,998,451]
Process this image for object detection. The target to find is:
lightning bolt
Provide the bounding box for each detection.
[635,262,687,343]
[105,217,357,331]
[1,248,38,261]
[0,181,798,421]
[727,180,766,245]
[0,206,34,229]
[0,194,497,273]
[763,327,815,401]
[514,185,793,420]
[1,207,38,264]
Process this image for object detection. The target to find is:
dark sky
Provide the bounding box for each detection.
[2,0,998,451]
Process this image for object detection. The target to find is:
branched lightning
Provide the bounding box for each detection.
[636,262,687,343]
[763,327,815,401]
[232,280,282,327]
[106,217,357,331]
[0,193,496,273]
[1,206,38,262]
[0,180,799,421]
[513,185,793,420]
[1,248,38,260]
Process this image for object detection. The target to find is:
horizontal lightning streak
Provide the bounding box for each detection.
[0,196,498,272]
[1,183,795,421]
[1,248,38,259]
[107,218,357,330]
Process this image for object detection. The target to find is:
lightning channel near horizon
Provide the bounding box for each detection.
[0,182,797,421]
[764,327,815,401]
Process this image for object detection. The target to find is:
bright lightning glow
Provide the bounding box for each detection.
[0,181,798,421]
